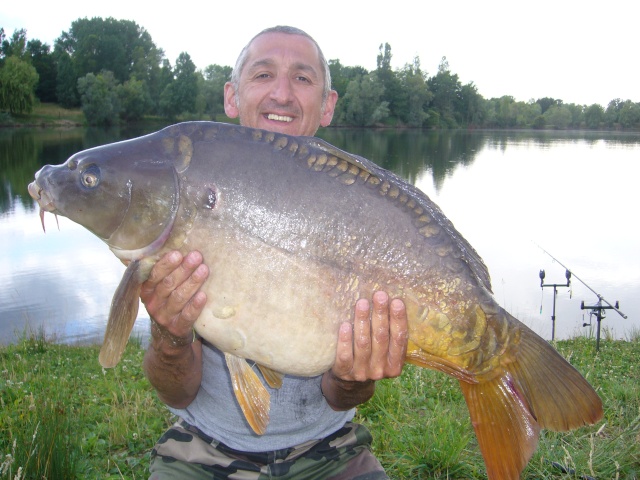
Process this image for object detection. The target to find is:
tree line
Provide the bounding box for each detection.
[1,18,639,130]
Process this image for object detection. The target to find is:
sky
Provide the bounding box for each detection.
[2,0,637,108]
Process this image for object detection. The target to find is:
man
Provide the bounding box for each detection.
[143,26,409,479]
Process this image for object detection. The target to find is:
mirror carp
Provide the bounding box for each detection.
[28,122,602,479]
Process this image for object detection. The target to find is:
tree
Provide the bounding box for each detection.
[117,76,150,121]
[493,95,517,128]
[515,101,542,128]
[618,100,640,129]
[376,43,403,121]
[77,70,121,125]
[55,17,163,114]
[536,97,562,114]
[543,105,572,129]
[604,99,623,127]
[329,59,368,99]
[159,52,197,119]
[565,103,584,128]
[427,57,462,128]
[55,51,78,107]
[1,28,28,60]
[584,104,604,129]
[397,58,431,127]
[200,64,232,119]
[27,39,57,102]
[457,82,484,127]
[56,18,160,83]
[0,56,39,114]
[337,72,389,126]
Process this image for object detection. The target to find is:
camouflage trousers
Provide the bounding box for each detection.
[149,420,388,480]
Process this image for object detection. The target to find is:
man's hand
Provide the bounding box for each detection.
[321,291,408,410]
[140,250,209,343]
[141,250,208,408]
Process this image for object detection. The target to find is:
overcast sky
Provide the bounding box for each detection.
[2,0,637,108]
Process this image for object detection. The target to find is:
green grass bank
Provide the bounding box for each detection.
[1,330,638,479]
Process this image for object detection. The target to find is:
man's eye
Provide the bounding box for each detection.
[296,76,310,83]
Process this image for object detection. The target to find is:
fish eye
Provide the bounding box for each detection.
[81,165,100,189]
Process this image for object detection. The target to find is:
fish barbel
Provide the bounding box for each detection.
[28,122,602,479]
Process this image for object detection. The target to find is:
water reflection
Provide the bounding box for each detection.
[1,125,639,346]
[0,125,162,214]
[318,129,486,190]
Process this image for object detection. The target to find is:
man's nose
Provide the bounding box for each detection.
[270,76,294,104]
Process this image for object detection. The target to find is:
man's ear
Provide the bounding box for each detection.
[224,82,239,118]
[320,90,338,127]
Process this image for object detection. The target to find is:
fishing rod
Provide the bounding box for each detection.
[535,243,627,319]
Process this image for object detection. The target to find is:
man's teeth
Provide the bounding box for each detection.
[267,114,293,122]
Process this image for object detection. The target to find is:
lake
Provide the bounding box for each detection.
[1,126,639,347]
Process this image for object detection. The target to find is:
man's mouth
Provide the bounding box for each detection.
[267,113,293,123]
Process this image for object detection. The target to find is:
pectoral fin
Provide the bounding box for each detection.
[257,364,284,389]
[99,260,143,368]
[224,353,271,435]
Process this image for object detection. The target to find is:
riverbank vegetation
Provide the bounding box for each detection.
[2,20,640,130]
[1,328,638,479]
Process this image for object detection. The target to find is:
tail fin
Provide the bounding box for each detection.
[507,323,603,430]
[459,320,603,479]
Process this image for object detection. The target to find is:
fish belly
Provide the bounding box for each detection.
[189,224,361,376]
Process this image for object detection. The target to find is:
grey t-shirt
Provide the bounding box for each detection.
[169,340,355,452]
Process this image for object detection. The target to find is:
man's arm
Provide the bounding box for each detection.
[141,251,209,408]
[321,291,409,411]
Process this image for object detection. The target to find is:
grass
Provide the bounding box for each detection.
[1,329,638,479]
[0,329,170,479]
[0,102,236,129]
[2,102,86,127]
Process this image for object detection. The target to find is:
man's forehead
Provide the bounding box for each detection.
[243,32,322,75]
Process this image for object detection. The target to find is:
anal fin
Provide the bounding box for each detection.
[99,260,143,368]
[224,353,271,435]
[459,372,540,480]
[405,342,477,384]
[257,364,284,389]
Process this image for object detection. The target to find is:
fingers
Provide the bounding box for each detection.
[351,298,373,380]
[332,291,408,382]
[369,291,391,378]
[332,322,355,378]
[387,298,409,376]
[140,250,209,337]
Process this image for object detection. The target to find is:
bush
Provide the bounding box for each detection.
[77,71,121,126]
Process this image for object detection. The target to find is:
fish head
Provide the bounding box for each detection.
[28,134,180,261]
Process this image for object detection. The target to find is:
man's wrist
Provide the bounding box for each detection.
[150,318,196,348]
[321,371,376,411]
[326,370,374,389]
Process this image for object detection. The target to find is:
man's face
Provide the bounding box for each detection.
[224,32,338,136]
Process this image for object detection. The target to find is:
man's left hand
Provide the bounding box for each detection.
[321,291,408,410]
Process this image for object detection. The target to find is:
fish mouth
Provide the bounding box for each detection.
[28,180,55,211]
[28,180,59,232]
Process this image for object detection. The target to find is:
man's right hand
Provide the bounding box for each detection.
[140,250,209,342]
[141,250,208,408]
